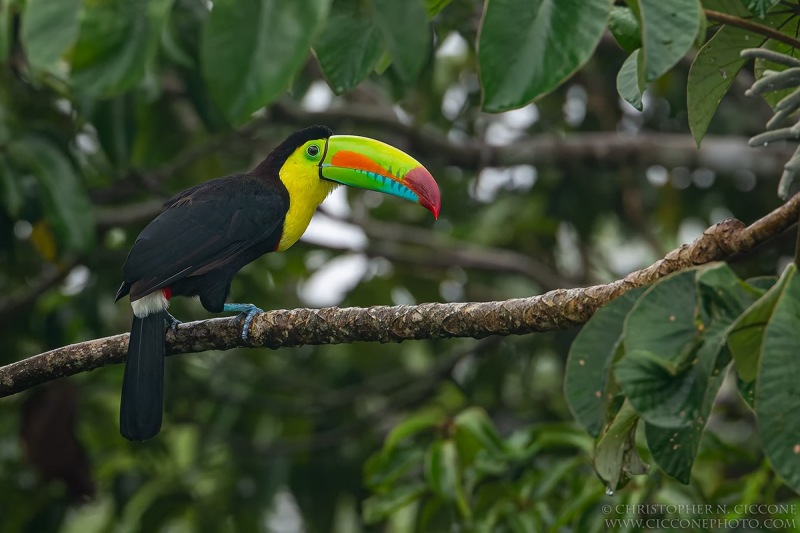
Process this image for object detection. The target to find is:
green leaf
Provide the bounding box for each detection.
[643,264,760,484]
[615,348,696,428]
[756,265,800,492]
[314,0,383,94]
[623,269,698,364]
[425,0,452,17]
[21,0,82,72]
[696,261,764,322]
[615,268,711,430]
[0,3,10,63]
[530,456,586,499]
[478,0,611,112]
[453,407,506,458]
[0,156,23,216]
[71,0,171,96]
[700,0,746,15]
[728,266,794,382]
[371,0,429,84]
[565,286,646,437]
[616,265,758,483]
[425,440,470,519]
[688,20,763,145]
[382,408,446,456]
[593,400,649,490]
[737,374,756,410]
[608,6,642,53]
[201,0,329,124]
[8,136,94,253]
[745,0,781,18]
[424,440,459,500]
[507,512,538,533]
[746,276,778,292]
[90,97,136,169]
[364,447,425,490]
[617,49,645,111]
[644,421,702,484]
[362,482,427,524]
[639,0,701,82]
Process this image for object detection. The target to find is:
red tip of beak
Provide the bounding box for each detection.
[405,167,441,219]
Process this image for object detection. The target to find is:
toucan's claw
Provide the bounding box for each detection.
[165,312,182,333]
[223,303,264,341]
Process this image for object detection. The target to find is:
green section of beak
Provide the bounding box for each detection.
[320,135,441,218]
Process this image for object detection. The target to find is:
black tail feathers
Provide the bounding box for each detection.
[120,311,166,441]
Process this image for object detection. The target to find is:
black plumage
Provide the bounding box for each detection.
[115,175,288,312]
[120,311,166,441]
[115,125,333,441]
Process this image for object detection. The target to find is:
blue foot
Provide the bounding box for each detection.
[164,312,182,333]
[223,303,264,341]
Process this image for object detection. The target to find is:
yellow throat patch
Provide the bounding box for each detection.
[276,140,338,252]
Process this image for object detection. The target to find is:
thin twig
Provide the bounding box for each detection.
[705,9,800,50]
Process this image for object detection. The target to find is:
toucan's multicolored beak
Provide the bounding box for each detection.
[319,135,441,219]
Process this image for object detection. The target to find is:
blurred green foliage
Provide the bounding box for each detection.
[2,0,800,531]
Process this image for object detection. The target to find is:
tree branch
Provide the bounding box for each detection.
[95,130,794,230]
[3,192,799,398]
[270,102,791,177]
[705,9,800,50]
[94,98,792,223]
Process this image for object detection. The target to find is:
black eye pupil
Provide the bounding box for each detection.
[307,145,319,157]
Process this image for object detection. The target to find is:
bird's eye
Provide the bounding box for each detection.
[307,144,320,157]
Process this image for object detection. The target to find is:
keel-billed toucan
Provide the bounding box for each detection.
[115,126,441,441]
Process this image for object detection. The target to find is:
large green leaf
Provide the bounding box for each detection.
[613,265,760,482]
[746,0,781,18]
[615,268,701,430]
[756,265,800,492]
[565,286,646,437]
[593,400,649,490]
[638,0,701,82]
[21,0,82,72]
[644,265,760,483]
[201,0,329,124]
[314,0,383,94]
[71,0,171,96]
[608,6,642,53]
[478,0,611,112]
[728,266,793,382]
[424,440,466,510]
[617,49,645,111]
[696,262,764,322]
[688,21,764,146]
[371,0,429,84]
[8,136,94,253]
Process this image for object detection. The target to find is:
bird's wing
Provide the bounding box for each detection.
[122,176,287,300]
